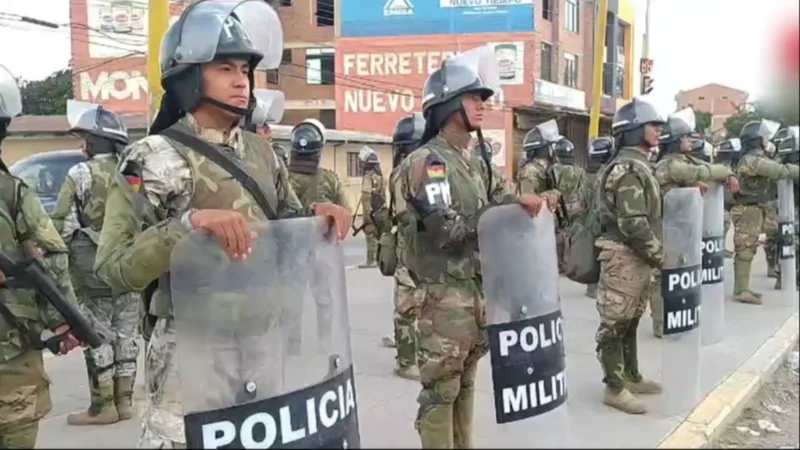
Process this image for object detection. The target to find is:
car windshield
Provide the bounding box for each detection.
[10,155,83,198]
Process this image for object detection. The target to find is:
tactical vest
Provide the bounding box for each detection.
[289,171,319,208]
[735,153,772,205]
[0,175,42,361]
[552,164,586,218]
[515,158,549,195]
[69,156,119,297]
[150,121,280,318]
[598,149,662,243]
[406,144,487,283]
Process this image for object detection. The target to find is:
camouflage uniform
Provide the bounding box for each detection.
[761,193,780,277]
[515,157,559,197]
[650,153,734,337]
[399,130,514,448]
[596,147,663,414]
[286,167,349,352]
[0,173,79,448]
[550,163,588,272]
[731,151,799,304]
[360,169,384,267]
[94,115,309,448]
[50,154,140,425]
[582,165,604,298]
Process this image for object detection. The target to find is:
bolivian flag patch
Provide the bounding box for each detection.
[426,164,446,180]
[125,175,142,192]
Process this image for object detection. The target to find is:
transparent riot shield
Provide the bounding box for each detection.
[777,179,797,307]
[701,183,725,346]
[660,188,703,416]
[170,217,360,449]
[478,205,570,448]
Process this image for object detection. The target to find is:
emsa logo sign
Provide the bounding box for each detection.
[78,70,148,102]
[384,0,413,16]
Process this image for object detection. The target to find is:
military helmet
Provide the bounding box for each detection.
[659,108,696,146]
[359,145,379,164]
[523,119,560,153]
[555,137,575,161]
[67,99,128,145]
[291,118,326,154]
[739,119,780,151]
[588,136,614,165]
[0,64,22,120]
[393,112,425,147]
[776,125,799,160]
[689,137,713,162]
[715,138,742,163]
[612,96,666,147]
[250,89,285,128]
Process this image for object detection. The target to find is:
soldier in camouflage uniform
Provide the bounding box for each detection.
[48,100,141,426]
[715,138,742,258]
[0,64,82,448]
[649,108,739,338]
[595,98,665,414]
[397,55,555,448]
[381,113,426,380]
[286,118,349,353]
[92,5,351,447]
[549,137,588,273]
[248,88,287,166]
[731,120,799,305]
[515,119,562,199]
[583,136,615,298]
[761,139,780,278]
[772,126,800,290]
[359,146,385,268]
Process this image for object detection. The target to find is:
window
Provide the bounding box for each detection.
[281,49,292,65]
[316,0,334,27]
[306,48,335,85]
[540,42,555,82]
[564,0,579,33]
[347,152,364,177]
[266,69,279,85]
[320,110,336,129]
[279,0,292,6]
[563,52,579,88]
[542,0,553,21]
[699,96,706,100]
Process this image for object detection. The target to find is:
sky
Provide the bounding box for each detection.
[1,0,797,109]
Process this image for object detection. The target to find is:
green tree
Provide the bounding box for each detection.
[695,110,712,133]
[19,69,73,116]
[723,101,791,138]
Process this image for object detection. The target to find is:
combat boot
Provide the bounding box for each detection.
[603,387,646,414]
[775,278,782,290]
[624,377,662,394]
[67,379,119,425]
[394,364,420,381]
[585,284,598,299]
[734,291,762,305]
[114,377,135,420]
[652,323,663,339]
[767,265,779,279]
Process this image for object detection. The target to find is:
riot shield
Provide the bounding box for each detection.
[477,205,570,448]
[660,188,703,416]
[701,183,725,346]
[777,179,797,306]
[170,217,360,449]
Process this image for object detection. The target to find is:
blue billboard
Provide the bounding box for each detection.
[340,0,535,38]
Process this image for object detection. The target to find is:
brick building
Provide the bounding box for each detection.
[675,83,749,137]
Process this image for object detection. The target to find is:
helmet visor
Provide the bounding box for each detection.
[67,99,128,140]
[166,0,283,70]
[0,64,22,118]
[252,89,285,125]
[759,119,781,140]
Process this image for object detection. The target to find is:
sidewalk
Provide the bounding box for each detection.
[36,252,797,448]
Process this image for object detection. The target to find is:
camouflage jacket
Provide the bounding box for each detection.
[94,114,309,318]
[598,146,663,268]
[397,130,514,283]
[50,154,118,241]
[361,170,384,218]
[516,157,560,198]
[654,152,733,196]
[288,168,350,211]
[551,163,587,221]
[735,151,800,205]
[0,173,79,362]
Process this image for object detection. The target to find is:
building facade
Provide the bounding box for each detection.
[675,83,749,137]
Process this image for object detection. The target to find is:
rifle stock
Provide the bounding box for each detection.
[0,250,108,350]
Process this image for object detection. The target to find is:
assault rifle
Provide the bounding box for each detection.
[0,246,109,354]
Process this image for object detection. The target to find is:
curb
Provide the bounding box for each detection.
[657,312,800,449]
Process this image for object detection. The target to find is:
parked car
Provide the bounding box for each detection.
[8,150,86,214]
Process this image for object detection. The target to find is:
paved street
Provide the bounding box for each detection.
[36,239,797,448]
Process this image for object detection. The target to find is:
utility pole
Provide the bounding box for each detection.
[589,0,610,139]
[147,0,170,124]
[640,0,653,95]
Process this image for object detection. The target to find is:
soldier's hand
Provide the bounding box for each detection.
[52,324,81,355]
[189,209,255,260]
[314,203,353,243]
[695,182,710,196]
[725,175,740,194]
[518,194,546,217]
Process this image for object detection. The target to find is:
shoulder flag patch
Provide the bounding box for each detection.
[121,161,143,193]
[427,164,445,180]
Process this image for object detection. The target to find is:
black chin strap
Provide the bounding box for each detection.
[204,96,252,117]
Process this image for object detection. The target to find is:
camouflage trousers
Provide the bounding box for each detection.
[138,317,283,448]
[761,202,780,271]
[364,225,379,265]
[723,209,731,242]
[0,349,52,449]
[282,258,334,352]
[79,293,140,385]
[415,278,487,449]
[393,265,421,368]
[555,228,568,274]
[731,205,763,294]
[595,245,652,391]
